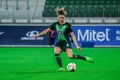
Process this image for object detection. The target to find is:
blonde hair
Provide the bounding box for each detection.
[55,7,67,16]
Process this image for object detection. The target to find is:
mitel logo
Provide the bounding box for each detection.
[77,29,110,42]
[21,30,43,40]
[116,30,120,41]
[0,32,4,35]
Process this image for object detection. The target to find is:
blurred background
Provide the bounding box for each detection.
[0,0,120,47]
[0,0,119,23]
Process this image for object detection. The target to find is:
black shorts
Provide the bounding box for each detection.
[55,40,71,51]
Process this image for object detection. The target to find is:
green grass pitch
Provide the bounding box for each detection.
[0,47,120,80]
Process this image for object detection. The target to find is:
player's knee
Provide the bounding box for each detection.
[54,47,61,53]
[54,50,61,54]
[68,55,73,59]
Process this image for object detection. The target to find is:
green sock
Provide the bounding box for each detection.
[55,54,63,68]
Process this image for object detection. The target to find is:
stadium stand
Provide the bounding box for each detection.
[0,0,119,23]
[0,0,45,19]
[43,0,119,17]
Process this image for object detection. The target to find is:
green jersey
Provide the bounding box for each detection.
[49,22,73,43]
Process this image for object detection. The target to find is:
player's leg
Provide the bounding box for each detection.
[54,47,62,67]
[52,38,55,46]
[49,38,52,47]
[66,48,85,60]
[51,38,55,47]
[66,48,94,63]
[54,47,65,71]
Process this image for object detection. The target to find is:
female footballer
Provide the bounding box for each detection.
[33,7,94,71]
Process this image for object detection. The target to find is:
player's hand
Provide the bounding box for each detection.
[32,35,38,40]
[76,45,82,51]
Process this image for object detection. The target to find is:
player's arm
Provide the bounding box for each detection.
[70,32,82,51]
[33,28,51,39]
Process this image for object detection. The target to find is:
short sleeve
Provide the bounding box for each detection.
[49,23,55,30]
[68,23,73,32]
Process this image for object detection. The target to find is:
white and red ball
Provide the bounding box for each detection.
[67,63,76,72]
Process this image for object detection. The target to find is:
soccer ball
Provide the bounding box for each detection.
[67,63,76,72]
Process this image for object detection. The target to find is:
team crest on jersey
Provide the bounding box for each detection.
[56,24,67,40]
[56,24,67,34]
[66,43,69,47]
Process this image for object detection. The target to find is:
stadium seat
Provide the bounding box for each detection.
[43,0,119,17]
[0,0,119,20]
[111,5,119,17]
